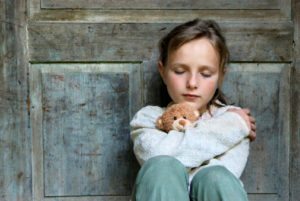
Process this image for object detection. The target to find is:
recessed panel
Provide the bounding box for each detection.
[222,64,289,198]
[42,72,130,196]
[31,64,141,200]
[41,0,279,9]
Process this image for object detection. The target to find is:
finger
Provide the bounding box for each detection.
[227,108,238,112]
[249,131,256,142]
[243,108,250,115]
[251,123,256,131]
[249,116,256,123]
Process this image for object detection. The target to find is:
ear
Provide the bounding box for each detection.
[158,60,166,84]
[156,116,164,130]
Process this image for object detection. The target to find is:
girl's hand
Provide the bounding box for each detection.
[227,108,256,142]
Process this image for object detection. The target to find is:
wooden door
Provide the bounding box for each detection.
[1,0,300,201]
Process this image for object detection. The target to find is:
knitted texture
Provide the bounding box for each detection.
[130,105,250,183]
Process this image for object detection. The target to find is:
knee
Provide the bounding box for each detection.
[133,156,190,201]
[192,166,237,187]
[145,155,183,167]
[190,166,248,201]
[142,155,185,176]
[138,155,188,185]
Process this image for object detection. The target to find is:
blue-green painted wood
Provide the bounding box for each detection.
[222,64,290,200]
[290,2,300,201]
[28,22,292,63]
[42,72,131,196]
[30,64,141,201]
[142,61,165,106]
[142,62,290,201]
[1,0,297,201]
[142,62,291,201]
[41,0,279,9]
[0,1,32,201]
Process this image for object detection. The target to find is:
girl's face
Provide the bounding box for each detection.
[158,37,223,111]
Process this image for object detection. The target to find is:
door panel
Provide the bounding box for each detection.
[30,64,141,200]
[223,64,290,199]
[4,0,290,201]
[41,0,279,9]
[142,62,291,201]
[28,22,292,62]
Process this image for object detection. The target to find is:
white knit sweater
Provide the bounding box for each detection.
[130,105,250,184]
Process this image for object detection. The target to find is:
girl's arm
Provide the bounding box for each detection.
[130,105,250,168]
[190,138,250,180]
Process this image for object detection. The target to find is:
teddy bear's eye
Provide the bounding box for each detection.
[183,116,186,119]
[174,116,177,120]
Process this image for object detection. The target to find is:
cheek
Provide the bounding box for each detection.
[202,79,218,94]
[166,74,183,90]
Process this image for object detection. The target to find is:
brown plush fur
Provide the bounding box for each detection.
[156,103,200,133]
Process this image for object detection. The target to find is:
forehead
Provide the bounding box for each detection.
[167,37,220,69]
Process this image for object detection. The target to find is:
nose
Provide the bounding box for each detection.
[187,74,198,89]
[179,119,186,126]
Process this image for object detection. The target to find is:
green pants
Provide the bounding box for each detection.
[132,155,248,201]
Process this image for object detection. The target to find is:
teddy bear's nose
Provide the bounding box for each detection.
[179,120,186,126]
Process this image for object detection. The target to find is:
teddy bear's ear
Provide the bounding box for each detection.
[156,116,164,130]
[194,110,200,118]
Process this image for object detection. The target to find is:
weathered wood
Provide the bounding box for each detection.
[41,0,279,9]
[43,72,131,196]
[142,62,291,201]
[30,64,141,200]
[247,194,279,201]
[0,0,296,201]
[142,61,164,106]
[30,9,290,23]
[29,0,290,23]
[279,0,291,19]
[28,22,292,62]
[290,1,300,201]
[0,1,31,201]
[222,64,290,201]
[294,0,300,60]
[290,62,300,201]
[42,196,131,201]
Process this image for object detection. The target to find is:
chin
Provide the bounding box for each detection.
[185,102,201,109]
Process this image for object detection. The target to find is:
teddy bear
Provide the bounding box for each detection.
[156,102,200,133]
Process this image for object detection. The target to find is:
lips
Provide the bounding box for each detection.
[183,94,200,98]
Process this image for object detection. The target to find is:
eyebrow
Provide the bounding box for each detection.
[171,63,217,71]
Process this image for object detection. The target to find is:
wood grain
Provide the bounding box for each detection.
[290,2,300,201]
[222,64,290,200]
[41,0,279,9]
[30,64,141,199]
[28,22,292,62]
[0,0,32,201]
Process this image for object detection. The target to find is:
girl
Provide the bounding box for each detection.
[130,19,256,201]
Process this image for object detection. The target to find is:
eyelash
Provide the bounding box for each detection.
[174,70,212,77]
[201,73,211,78]
[175,71,184,75]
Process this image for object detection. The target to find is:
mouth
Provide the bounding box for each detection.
[183,94,200,99]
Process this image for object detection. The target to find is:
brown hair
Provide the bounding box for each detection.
[158,18,229,109]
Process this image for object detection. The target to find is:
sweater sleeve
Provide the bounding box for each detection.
[130,105,250,168]
[193,138,250,179]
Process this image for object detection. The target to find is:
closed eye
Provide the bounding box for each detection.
[201,73,211,78]
[175,71,184,75]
